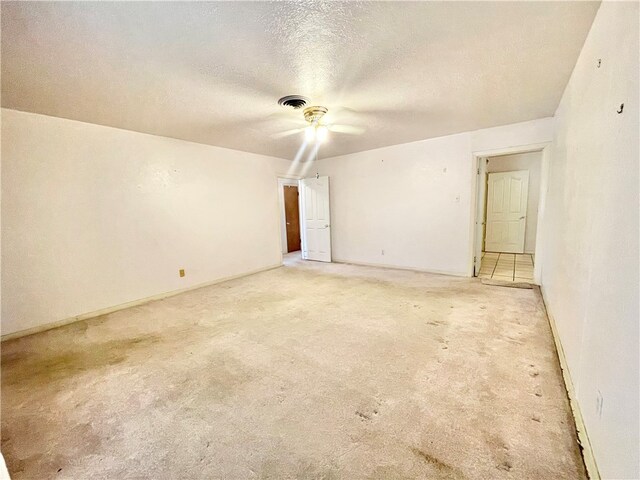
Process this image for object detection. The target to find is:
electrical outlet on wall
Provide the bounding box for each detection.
[179,269,185,278]
[596,390,603,418]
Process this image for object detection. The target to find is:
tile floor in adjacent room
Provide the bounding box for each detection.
[479,252,535,282]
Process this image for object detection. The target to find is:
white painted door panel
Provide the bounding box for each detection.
[485,170,529,253]
[300,176,331,262]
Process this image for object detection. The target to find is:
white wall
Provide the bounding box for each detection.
[486,151,542,253]
[314,118,554,276]
[1,109,291,336]
[540,2,639,478]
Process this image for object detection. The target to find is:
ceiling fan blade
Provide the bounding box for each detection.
[265,111,307,123]
[271,128,304,139]
[328,124,365,135]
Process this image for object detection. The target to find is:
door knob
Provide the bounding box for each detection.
[519,216,526,220]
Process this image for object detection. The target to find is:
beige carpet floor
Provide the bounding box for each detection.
[1,255,586,479]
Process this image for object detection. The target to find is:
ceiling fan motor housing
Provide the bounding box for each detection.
[303,106,328,124]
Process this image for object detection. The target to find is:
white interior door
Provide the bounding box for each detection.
[300,176,331,262]
[485,170,529,253]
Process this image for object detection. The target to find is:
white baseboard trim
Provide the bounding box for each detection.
[331,258,468,278]
[1,263,283,342]
[538,285,600,480]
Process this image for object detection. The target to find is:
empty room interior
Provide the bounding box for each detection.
[1,1,638,479]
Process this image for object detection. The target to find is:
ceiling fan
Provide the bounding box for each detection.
[271,95,365,141]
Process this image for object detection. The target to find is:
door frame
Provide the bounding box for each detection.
[277,176,302,256]
[470,143,550,284]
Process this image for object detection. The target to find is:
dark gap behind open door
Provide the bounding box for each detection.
[284,185,301,252]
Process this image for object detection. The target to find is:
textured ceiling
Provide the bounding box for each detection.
[2,1,600,160]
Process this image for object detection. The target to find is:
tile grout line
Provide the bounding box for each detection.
[491,253,500,279]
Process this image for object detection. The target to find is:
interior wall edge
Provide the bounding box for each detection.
[539,285,601,480]
[1,109,292,336]
[317,120,555,165]
[1,263,283,342]
[316,117,555,278]
[536,1,639,477]
[0,107,294,164]
[332,259,468,278]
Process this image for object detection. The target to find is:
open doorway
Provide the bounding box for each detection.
[283,185,301,253]
[475,150,543,282]
[278,178,302,260]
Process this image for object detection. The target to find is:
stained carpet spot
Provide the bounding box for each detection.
[355,411,371,421]
[411,448,465,478]
[2,334,162,386]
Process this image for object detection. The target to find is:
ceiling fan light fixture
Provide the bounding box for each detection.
[303,106,328,124]
[316,125,329,143]
[305,125,316,141]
